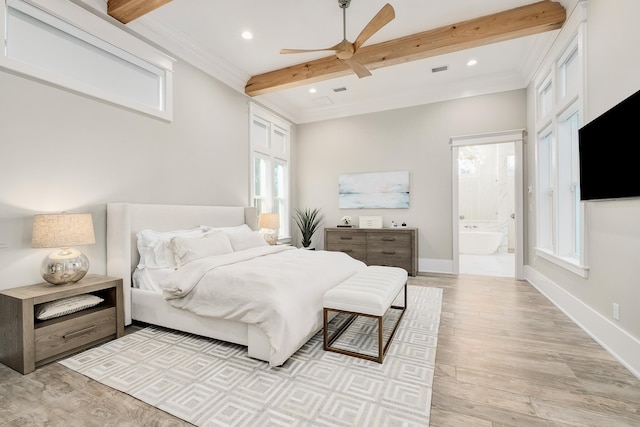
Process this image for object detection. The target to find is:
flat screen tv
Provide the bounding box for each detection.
[578,89,640,201]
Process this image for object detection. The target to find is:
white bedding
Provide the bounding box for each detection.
[159,245,366,366]
[132,267,173,292]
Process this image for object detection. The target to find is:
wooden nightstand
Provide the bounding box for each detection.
[0,274,124,374]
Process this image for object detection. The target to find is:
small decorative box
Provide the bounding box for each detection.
[359,216,383,228]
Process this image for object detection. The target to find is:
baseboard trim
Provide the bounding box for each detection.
[525,266,640,379]
[418,258,453,275]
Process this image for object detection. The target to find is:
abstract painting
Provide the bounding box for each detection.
[339,171,409,208]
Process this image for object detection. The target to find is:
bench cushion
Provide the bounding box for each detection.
[322,266,408,316]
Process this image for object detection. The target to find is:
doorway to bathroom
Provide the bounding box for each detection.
[450,130,525,279]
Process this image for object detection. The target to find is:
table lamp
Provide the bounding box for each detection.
[258,213,280,245]
[31,212,96,285]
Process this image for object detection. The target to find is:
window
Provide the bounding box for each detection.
[250,104,291,240]
[538,75,553,120]
[536,130,553,251]
[533,12,588,277]
[557,108,581,257]
[1,0,174,120]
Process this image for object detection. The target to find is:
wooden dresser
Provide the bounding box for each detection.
[325,227,418,276]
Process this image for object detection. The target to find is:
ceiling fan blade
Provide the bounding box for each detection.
[343,58,372,78]
[280,42,345,55]
[353,3,395,52]
[280,48,336,54]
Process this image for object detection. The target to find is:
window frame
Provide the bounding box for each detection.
[0,0,174,120]
[533,5,589,278]
[249,104,291,241]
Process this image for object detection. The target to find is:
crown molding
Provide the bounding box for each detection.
[126,19,249,94]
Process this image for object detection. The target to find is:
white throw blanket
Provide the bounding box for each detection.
[159,246,366,366]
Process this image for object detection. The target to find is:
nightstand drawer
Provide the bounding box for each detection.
[34,307,117,363]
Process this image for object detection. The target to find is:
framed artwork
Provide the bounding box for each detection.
[339,171,409,209]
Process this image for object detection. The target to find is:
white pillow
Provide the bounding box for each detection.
[35,294,104,320]
[170,232,234,266]
[227,231,269,251]
[136,227,208,269]
[203,224,252,234]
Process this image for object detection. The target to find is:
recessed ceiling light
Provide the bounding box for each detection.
[467,59,478,66]
[241,31,253,40]
[309,88,317,94]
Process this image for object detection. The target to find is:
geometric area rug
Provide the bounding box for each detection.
[59,285,442,426]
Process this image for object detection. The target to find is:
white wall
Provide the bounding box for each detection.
[0,60,251,289]
[296,89,526,267]
[525,0,640,375]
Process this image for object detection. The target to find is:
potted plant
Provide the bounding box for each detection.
[293,207,324,248]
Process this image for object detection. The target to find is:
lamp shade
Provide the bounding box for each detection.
[258,213,280,230]
[32,213,96,285]
[32,213,96,248]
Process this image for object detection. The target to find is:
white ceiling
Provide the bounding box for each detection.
[94,0,569,123]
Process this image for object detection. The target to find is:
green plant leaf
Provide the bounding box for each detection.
[293,207,324,247]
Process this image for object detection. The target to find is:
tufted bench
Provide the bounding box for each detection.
[322,266,408,363]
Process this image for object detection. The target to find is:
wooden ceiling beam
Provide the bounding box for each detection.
[245,0,565,97]
[108,0,173,24]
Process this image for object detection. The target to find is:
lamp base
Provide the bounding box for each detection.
[41,248,89,285]
[262,230,278,245]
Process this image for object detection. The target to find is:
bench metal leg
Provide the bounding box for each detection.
[323,282,407,363]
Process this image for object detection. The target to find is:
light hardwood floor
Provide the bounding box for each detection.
[427,274,640,426]
[1,274,639,426]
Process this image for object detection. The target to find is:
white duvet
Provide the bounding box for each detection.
[159,245,366,366]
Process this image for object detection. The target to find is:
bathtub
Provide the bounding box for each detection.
[459,231,503,255]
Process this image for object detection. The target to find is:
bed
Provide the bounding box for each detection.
[106,203,366,366]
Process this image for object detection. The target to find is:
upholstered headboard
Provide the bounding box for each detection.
[106,203,258,324]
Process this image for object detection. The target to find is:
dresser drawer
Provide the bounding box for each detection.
[367,239,412,268]
[326,231,367,262]
[324,227,417,276]
[326,231,366,246]
[367,254,413,273]
[333,246,367,263]
[34,307,117,363]
[366,231,411,247]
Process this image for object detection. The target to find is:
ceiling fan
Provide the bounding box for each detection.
[280,0,395,78]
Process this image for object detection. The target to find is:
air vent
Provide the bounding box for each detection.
[332,87,347,93]
[432,65,448,73]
